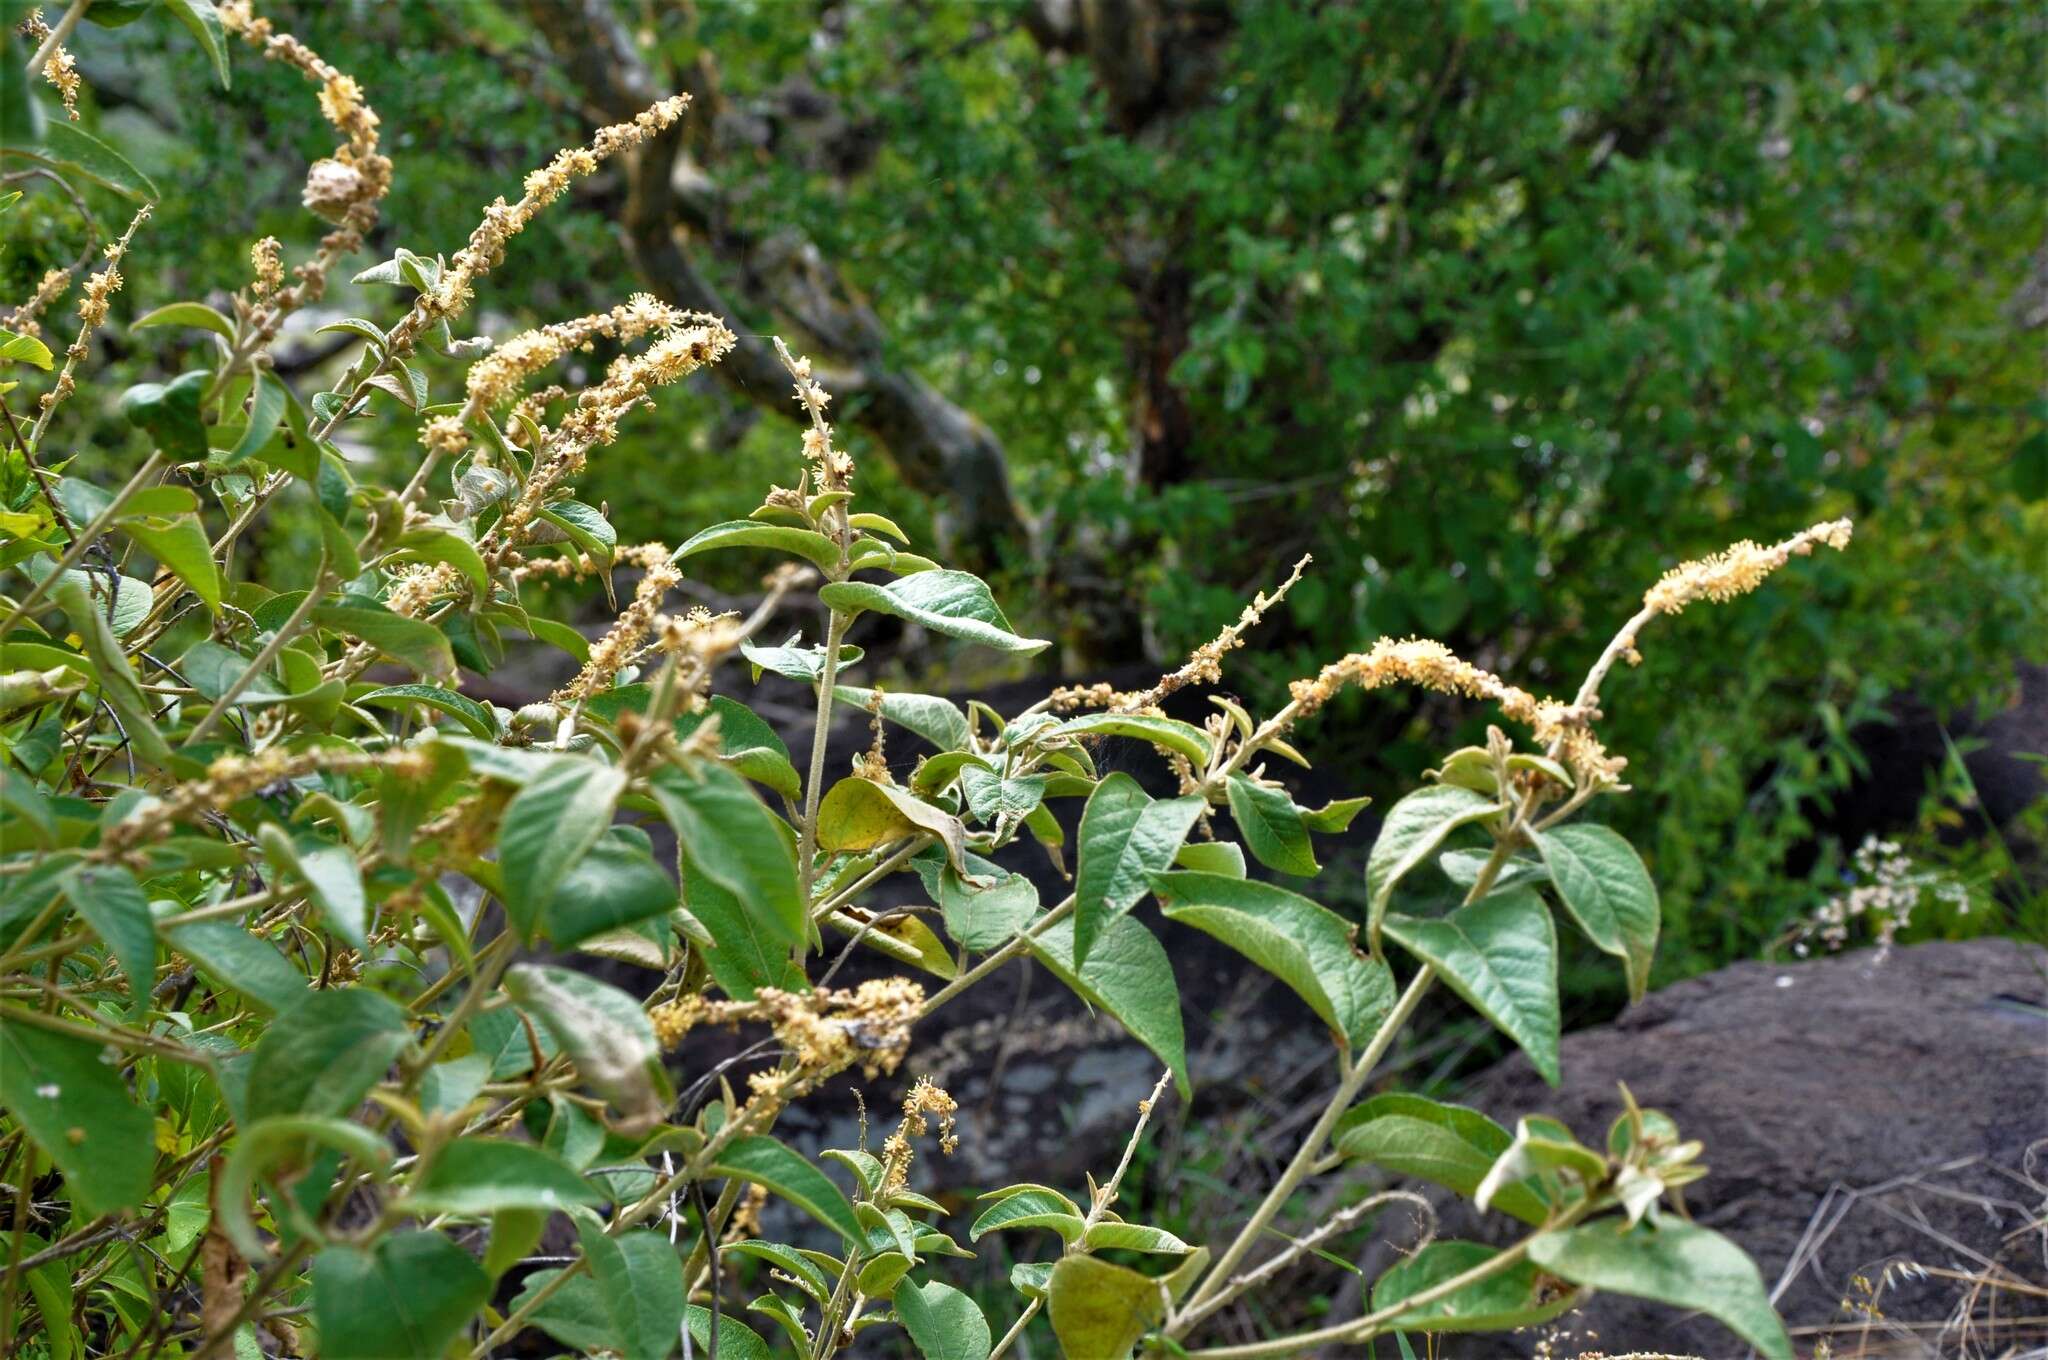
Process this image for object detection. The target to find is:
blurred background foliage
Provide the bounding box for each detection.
[6,0,2043,987]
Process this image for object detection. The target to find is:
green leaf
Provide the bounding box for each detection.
[1048,1254,1165,1360]
[675,518,842,572]
[969,1187,1086,1244]
[483,1207,546,1278]
[819,569,1049,654]
[685,863,804,999]
[686,1305,772,1360]
[418,1053,489,1118]
[54,577,170,764]
[535,500,617,570]
[1153,870,1392,1050]
[674,694,800,798]
[740,636,863,682]
[175,639,288,706]
[1439,848,1547,894]
[930,862,1038,952]
[1527,1221,1793,1359]
[1533,823,1660,1002]
[132,301,236,341]
[311,604,457,679]
[246,988,410,1121]
[509,1265,615,1353]
[165,0,232,87]
[1382,888,1559,1084]
[1370,1239,1581,1332]
[1299,795,1372,834]
[257,826,369,950]
[1085,1222,1193,1254]
[1010,1262,1052,1301]
[1225,774,1319,876]
[34,562,151,638]
[0,1014,153,1216]
[497,757,626,940]
[896,1279,993,1360]
[1365,785,1502,949]
[358,683,498,738]
[576,1222,687,1360]
[122,511,221,611]
[1331,1093,1549,1226]
[2015,429,2048,501]
[387,519,489,597]
[847,510,909,542]
[958,764,1048,823]
[650,762,804,948]
[1051,712,1214,767]
[119,371,209,460]
[57,863,153,1010]
[1475,1116,1606,1212]
[708,1136,862,1244]
[405,1138,599,1216]
[311,1231,491,1360]
[832,684,974,753]
[154,910,307,1014]
[1028,914,1189,1098]
[503,965,672,1133]
[1,329,53,368]
[540,827,678,950]
[1174,840,1245,876]
[23,120,159,199]
[724,1240,835,1303]
[1073,773,1204,965]
[816,776,965,870]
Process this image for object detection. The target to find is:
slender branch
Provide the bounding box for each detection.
[988,1298,1042,1360]
[1086,1067,1176,1230]
[1180,965,1436,1312]
[795,610,851,944]
[915,895,1074,1021]
[22,0,86,78]
[1176,1199,1596,1358]
[181,559,331,747]
[0,450,167,639]
[1174,1191,1434,1333]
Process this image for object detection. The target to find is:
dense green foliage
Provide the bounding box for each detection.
[0,4,1963,1358]
[7,0,2038,985]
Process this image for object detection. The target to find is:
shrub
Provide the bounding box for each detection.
[1,9,1852,1358]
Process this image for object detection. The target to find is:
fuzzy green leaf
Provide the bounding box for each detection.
[1382,888,1560,1084]
[1527,1221,1792,1359]
[708,1136,863,1244]
[1533,822,1660,1002]
[1028,914,1189,1098]
[1365,785,1502,949]
[311,1232,491,1360]
[896,1279,993,1360]
[1074,773,1204,965]
[1153,870,1392,1050]
[1225,774,1319,876]
[819,570,1049,654]
[0,1014,154,1216]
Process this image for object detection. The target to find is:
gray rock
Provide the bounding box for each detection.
[1421,937,2048,1359]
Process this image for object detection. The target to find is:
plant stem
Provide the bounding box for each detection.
[0,1139,35,1354]
[1173,1206,1592,1359]
[182,559,330,747]
[1181,965,1436,1313]
[915,895,1074,1021]
[0,450,166,640]
[794,609,851,961]
[989,1297,1042,1360]
[810,834,931,924]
